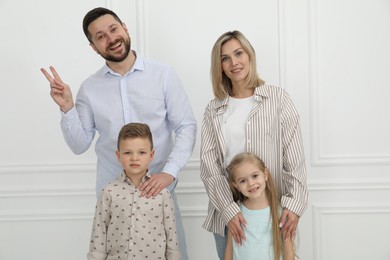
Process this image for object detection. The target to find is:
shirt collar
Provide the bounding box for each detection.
[119,170,151,187]
[102,50,145,76]
[253,84,270,101]
[214,97,229,114]
[214,85,269,113]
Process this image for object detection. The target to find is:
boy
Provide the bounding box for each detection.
[87,123,180,260]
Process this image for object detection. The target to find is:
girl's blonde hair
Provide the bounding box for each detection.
[210,30,265,99]
[227,152,282,260]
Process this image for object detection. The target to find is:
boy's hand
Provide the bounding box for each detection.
[139,172,174,198]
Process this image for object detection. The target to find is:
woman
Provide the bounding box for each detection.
[200,30,308,259]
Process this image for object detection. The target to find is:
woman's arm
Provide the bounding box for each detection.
[200,104,241,224]
[280,91,308,239]
[282,237,295,260]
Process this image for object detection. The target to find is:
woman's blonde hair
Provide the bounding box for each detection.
[210,30,265,99]
[227,152,282,260]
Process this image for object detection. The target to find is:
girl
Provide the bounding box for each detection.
[224,152,295,260]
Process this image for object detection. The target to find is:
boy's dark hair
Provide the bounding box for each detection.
[82,7,123,43]
[117,123,153,150]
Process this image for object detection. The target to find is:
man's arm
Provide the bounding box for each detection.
[140,67,196,197]
[40,66,74,112]
[41,66,95,154]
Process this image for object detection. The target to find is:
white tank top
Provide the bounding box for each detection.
[223,95,255,166]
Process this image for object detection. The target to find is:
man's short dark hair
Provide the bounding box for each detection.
[82,7,123,43]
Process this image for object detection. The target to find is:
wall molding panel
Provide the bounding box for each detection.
[0,162,96,175]
[105,0,114,9]
[0,207,207,222]
[307,0,390,166]
[2,178,389,198]
[2,160,390,194]
[180,206,208,218]
[134,0,147,56]
[176,183,205,195]
[277,0,288,90]
[0,158,200,175]
[0,209,94,222]
[308,178,390,191]
[0,186,95,198]
[312,203,390,260]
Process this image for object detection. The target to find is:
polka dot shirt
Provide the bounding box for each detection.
[87,173,180,260]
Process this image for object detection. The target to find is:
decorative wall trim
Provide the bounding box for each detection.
[2,178,389,198]
[312,203,390,260]
[175,183,205,194]
[0,207,207,222]
[0,162,96,175]
[307,0,390,166]
[0,185,95,198]
[170,157,201,169]
[277,0,287,90]
[2,160,390,195]
[135,0,146,56]
[105,0,113,9]
[180,206,208,218]
[0,183,206,198]
[0,159,200,175]
[308,178,390,191]
[0,209,94,222]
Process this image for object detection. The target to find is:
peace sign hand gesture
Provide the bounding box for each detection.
[40,66,74,113]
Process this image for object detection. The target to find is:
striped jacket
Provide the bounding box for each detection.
[200,85,308,235]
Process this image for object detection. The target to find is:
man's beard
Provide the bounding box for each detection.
[100,37,131,62]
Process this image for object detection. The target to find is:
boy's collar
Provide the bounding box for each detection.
[120,170,151,186]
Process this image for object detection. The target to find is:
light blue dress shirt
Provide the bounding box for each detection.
[60,53,197,194]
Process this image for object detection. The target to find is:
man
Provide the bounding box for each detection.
[41,7,196,259]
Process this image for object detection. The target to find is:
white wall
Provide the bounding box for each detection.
[1,0,390,259]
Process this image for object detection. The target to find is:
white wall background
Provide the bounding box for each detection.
[1,0,390,259]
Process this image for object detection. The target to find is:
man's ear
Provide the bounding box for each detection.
[122,23,129,35]
[116,149,120,161]
[90,42,99,54]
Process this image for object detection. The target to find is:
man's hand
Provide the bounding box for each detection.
[40,66,74,113]
[228,212,247,246]
[279,209,299,240]
[139,172,174,198]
